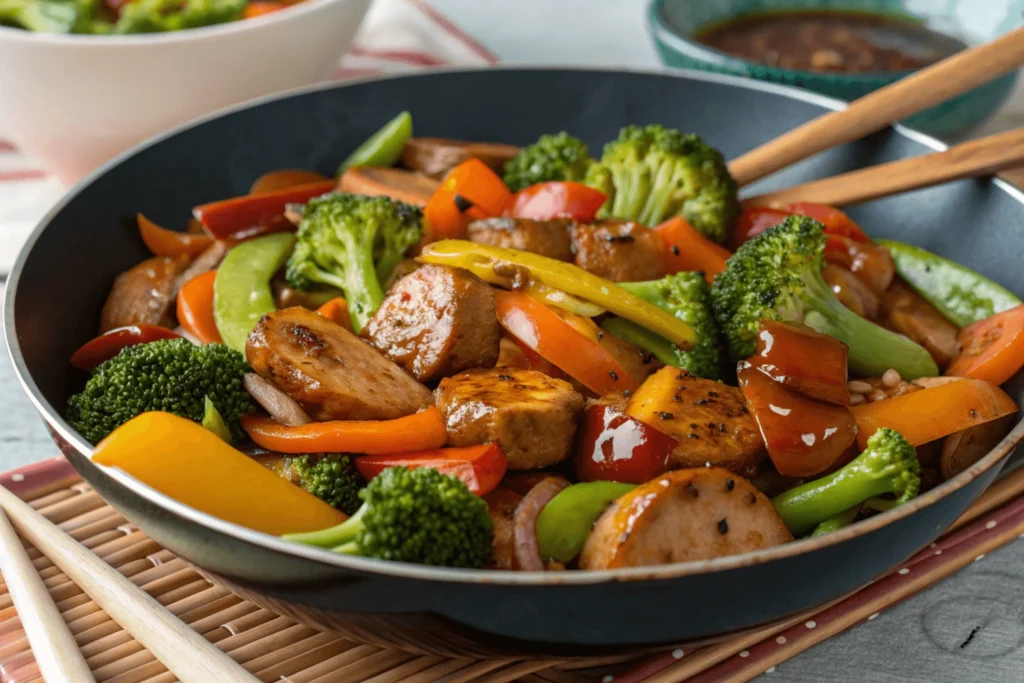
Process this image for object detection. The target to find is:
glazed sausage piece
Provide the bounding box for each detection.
[100,255,190,333]
[401,137,520,178]
[363,265,501,382]
[626,367,765,477]
[483,484,524,570]
[569,221,667,282]
[880,280,959,369]
[434,368,585,470]
[579,468,793,569]
[246,306,432,421]
[466,217,574,262]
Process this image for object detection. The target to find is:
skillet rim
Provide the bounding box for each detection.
[6,64,1024,586]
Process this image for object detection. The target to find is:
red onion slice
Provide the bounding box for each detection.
[513,476,569,571]
[243,373,312,427]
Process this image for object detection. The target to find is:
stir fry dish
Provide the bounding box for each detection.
[0,0,303,34]
[72,111,1024,571]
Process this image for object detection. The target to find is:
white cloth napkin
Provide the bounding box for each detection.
[0,0,495,274]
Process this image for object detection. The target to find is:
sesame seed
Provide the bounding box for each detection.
[882,368,901,387]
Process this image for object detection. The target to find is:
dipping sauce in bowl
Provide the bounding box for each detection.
[696,11,967,74]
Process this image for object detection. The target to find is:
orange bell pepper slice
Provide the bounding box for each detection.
[241,407,448,454]
[193,180,335,240]
[494,289,638,395]
[423,158,513,240]
[176,271,222,344]
[753,320,851,405]
[70,325,181,370]
[850,378,1018,449]
[947,304,1024,386]
[250,169,329,194]
[93,412,345,535]
[138,213,213,259]
[356,443,508,496]
[510,181,606,222]
[653,217,731,283]
[243,1,287,19]
[315,297,353,332]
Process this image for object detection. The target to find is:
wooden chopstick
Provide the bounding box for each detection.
[728,25,1024,187]
[742,127,1024,208]
[0,507,95,682]
[0,484,258,683]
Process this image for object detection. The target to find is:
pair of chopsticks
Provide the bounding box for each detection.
[0,484,257,682]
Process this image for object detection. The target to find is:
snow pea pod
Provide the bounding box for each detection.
[535,481,636,562]
[337,111,413,175]
[214,232,296,352]
[876,239,1021,328]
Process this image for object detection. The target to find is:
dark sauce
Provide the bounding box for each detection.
[696,11,967,74]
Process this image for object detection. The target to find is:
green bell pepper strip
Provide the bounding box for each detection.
[876,239,1021,328]
[202,397,232,443]
[536,481,636,562]
[214,233,296,353]
[418,240,697,348]
[600,317,680,367]
[336,111,413,176]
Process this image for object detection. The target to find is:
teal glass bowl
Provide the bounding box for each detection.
[648,0,1023,137]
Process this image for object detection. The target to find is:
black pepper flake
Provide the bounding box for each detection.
[718,519,729,535]
[717,423,727,433]
[670,244,680,256]
[453,193,474,212]
[726,478,735,492]
[695,398,711,405]
[605,234,635,243]
[676,373,685,380]
[596,331,604,339]
[746,492,757,505]
[642,353,655,365]
[688,433,700,440]
[497,374,512,381]
[707,391,719,398]
[707,422,717,430]
[969,408,979,418]
[658,412,674,420]
[690,423,699,429]
[672,395,682,402]
[609,371,618,381]
[685,482,699,498]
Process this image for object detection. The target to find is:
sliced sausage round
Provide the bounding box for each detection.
[580,468,793,569]
[467,217,574,262]
[570,221,667,282]
[363,265,500,382]
[434,368,585,470]
[246,306,432,421]
[100,255,190,333]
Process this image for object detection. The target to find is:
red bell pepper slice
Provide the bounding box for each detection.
[738,360,857,478]
[355,443,508,496]
[193,180,335,240]
[510,181,606,222]
[70,325,181,370]
[730,207,791,250]
[753,320,851,405]
[575,403,678,484]
[732,202,869,249]
[423,159,513,240]
[654,217,732,282]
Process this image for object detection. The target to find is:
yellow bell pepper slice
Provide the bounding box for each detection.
[93,412,345,535]
[418,240,696,348]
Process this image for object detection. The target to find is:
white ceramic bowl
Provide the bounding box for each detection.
[0,0,372,184]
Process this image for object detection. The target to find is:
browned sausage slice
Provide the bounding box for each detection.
[401,137,520,178]
[880,280,959,368]
[626,367,765,476]
[364,265,501,382]
[338,167,440,206]
[570,221,667,282]
[100,255,190,333]
[483,484,524,570]
[246,306,432,421]
[434,368,584,470]
[580,468,793,568]
[466,217,574,262]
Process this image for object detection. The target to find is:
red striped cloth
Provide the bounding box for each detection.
[0,0,496,273]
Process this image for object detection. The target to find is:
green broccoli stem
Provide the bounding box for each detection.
[810,506,859,537]
[801,265,938,379]
[600,317,680,367]
[281,504,366,549]
[335,233,385,333]
[773,460,909,536]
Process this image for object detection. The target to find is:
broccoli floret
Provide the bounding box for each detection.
[583,125,738,243]
[285,193,422,332]
[773,428,920,536]
[67,339,251,444]
[503,132,593,192]
[282,466,492,568]
[279,454,365,516]
[113,0,245,33]
[603,272,723,380]
[709,216,938,379]
[0,0,80,32]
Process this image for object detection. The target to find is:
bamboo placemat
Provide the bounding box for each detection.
[1,456,1023,683]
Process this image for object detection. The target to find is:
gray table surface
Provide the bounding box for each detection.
[2,1,1023,680]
